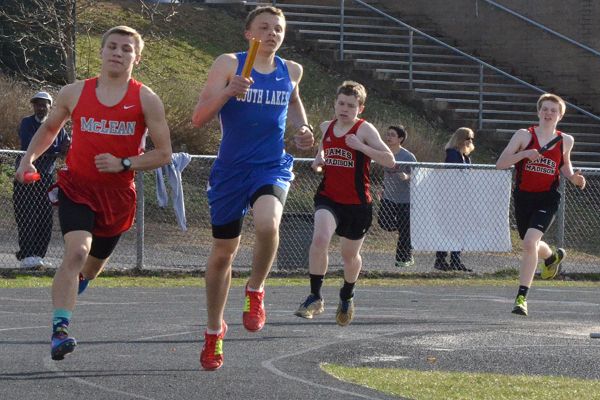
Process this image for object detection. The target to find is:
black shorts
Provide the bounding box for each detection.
[212,184,288,239]
[514,189,561,240]
[314,194,372,240]
[58,189,121,259]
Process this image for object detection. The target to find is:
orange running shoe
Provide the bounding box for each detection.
[243,285,266,332]
[200,320,228,371]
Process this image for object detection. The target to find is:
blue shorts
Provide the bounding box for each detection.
[207,153,294,228]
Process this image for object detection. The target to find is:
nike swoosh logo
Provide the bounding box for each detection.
[275,77,285,81]
[123,105,135,109]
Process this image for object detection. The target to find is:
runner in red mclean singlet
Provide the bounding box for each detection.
[294,81,395,326]
[16,26,172,360]
[496,93,585,317]
[58,77,147,237]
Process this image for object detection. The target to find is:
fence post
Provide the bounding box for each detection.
[408,30,414,90]
[135,172,145,270]
[339,0,345,61]
[557,177,566,248]
[478,64,484,130]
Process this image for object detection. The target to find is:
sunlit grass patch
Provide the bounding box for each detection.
[322,364,600,400]
[1,275,598,289]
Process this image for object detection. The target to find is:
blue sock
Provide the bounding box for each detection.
[52,308,72,334]
[78,273,90,295]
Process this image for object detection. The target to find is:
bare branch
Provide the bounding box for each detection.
[0,0,76,84]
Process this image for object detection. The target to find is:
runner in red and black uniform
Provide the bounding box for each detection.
[294,81,395,326]
[16,26,172,360]
[317,118,372,205]
[496,93,586,317]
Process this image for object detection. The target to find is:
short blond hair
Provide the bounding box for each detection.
[336,80,367,106]
[537,93,566,117]
[101,26,144,56]
[245,6,285,30]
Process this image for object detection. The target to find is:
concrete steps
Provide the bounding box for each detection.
[249,1,600,167]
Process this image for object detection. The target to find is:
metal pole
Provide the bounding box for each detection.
[408,30,414,90]
[135,172,145,270]
[478,64,484,130]
[340,0,345,61]
[557,177,566,248]
[352,0,600,122]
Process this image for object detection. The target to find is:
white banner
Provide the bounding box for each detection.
[410,167,512,252]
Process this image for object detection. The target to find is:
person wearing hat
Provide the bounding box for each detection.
[13,91,70,269]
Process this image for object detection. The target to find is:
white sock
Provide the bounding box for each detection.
[206,327,222,335]
[246,285,264,292]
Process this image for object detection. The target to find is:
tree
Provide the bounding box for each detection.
[0,0,77,84]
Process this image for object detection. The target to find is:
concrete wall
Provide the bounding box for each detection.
[378,0,600,112]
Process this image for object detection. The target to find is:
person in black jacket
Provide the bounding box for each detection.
[13,91,69,268]
[433,127,475,272]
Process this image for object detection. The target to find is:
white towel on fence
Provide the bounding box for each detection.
[155,152,192,231]
[410,167,512,252]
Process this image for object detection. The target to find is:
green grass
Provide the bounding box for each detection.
[2,275,599,289]
[321,364,600,400]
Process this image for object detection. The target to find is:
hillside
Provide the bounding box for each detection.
[2,0,460,162]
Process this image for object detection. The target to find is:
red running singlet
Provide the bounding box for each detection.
[516,126,563,193]
[57,77,147,236]
[317,119,372,205]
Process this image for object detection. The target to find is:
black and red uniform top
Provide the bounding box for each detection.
[317,118,372,205]
[515,126,563,193]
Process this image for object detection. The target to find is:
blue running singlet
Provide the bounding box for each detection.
[207,52,296,228]
[217,52,294,166]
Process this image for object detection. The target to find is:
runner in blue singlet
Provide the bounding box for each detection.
[192,6,314,371]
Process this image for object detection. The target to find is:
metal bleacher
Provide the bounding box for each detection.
[244,0,600,166]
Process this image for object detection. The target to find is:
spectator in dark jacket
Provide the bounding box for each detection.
[13,91,69,268]
[433,127,475,272]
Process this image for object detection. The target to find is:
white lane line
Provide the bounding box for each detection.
[133,331,196,341]
[41,329,197,399]
[360,355,410,362]
[262,344,386,400]
[74,301,193,306]
[262,314,600,398]
[0,297,47,303]
[0,325,46,332]
[262,328,407,400]
[537,288,600,294]
[43,356,156,400]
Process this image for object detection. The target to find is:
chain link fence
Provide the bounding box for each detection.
[1,150,598,274]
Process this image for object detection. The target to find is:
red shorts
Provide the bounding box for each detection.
[56,169,136,237]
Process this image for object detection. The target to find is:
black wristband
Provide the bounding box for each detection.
[300,123,314,133]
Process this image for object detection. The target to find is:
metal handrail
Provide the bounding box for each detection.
[344,0,600,122]
[481,0,600,58]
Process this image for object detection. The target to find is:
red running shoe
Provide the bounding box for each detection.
[200,321,228,371]
[243,286,266,332]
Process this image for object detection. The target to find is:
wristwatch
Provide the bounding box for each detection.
[121,158,132,171]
